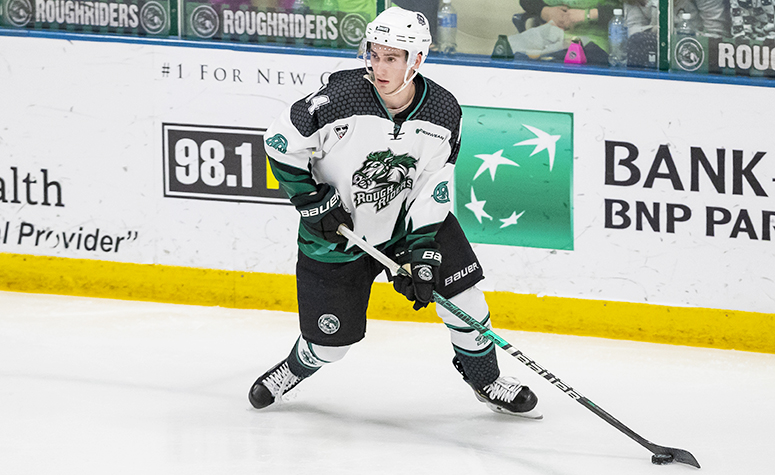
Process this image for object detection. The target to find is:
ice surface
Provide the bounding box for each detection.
[0,291,772,474]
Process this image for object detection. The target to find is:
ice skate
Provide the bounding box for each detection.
[453,356,543,419]
[248,359,303,409]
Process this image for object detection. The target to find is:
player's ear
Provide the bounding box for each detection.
[411,52,423,70]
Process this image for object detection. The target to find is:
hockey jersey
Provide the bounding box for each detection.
[264,67,462,263]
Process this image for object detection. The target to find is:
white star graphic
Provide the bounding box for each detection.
[499,210,525,229]
[464,187,492,224]
[513,124,561,171]
[473,149,519,181]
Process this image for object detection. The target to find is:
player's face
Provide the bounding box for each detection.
[369,44,410,95]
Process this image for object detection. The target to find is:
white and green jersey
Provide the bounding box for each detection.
[265,68,462,263]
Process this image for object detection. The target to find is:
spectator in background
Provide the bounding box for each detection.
[624,0,728,67]
[729,0,774,40]
[626,0,728,38]
[520,0,619,53]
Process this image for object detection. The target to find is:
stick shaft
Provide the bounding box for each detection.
[337,224,699,468]
[339,226,403,276]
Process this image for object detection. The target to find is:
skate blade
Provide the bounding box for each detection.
[487,403,544,420]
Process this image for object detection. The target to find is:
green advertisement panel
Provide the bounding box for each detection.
[456,106,573,251]
[181,0,372,48]
[0,0,171,36]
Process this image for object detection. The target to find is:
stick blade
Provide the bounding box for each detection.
[652,446,700,468]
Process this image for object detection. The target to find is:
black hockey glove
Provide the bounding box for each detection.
[392,238,442,311]
[290,183,353,244]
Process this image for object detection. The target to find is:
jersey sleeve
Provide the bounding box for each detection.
[264,91,326,200]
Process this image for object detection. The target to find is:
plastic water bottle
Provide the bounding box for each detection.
[437,0,458,55]
[608,8,628,67]
[676,12,695,37]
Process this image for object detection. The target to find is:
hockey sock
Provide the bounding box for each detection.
[454,345,500,390]
[286,335,352,379]
[437,287,501,389]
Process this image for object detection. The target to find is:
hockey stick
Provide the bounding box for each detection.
[337,224,700,469]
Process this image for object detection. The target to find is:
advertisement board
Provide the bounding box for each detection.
[455,106,574,251]
[1,34,774,323]
[427,60,775,316]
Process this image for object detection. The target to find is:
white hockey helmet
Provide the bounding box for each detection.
[359,7,432,94]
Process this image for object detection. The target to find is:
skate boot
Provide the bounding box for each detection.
[453,356,542,419]
[248,359,303,409]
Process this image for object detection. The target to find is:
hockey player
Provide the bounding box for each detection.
[250,6,541,418]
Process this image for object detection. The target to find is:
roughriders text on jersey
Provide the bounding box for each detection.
[352,149,417,211]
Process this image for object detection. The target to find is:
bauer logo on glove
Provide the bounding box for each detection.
[291,183,353,244]
[421,250,442,262]
[299,191,341,219]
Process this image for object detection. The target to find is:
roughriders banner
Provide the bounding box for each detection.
[0,0,171,36]
[181,0,368,48]
[673,35,775,78]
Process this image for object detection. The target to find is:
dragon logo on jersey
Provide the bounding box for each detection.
[266,133,288,154]
[352,149,416,211]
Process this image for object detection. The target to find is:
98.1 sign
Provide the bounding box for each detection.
[162,124,289,204]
